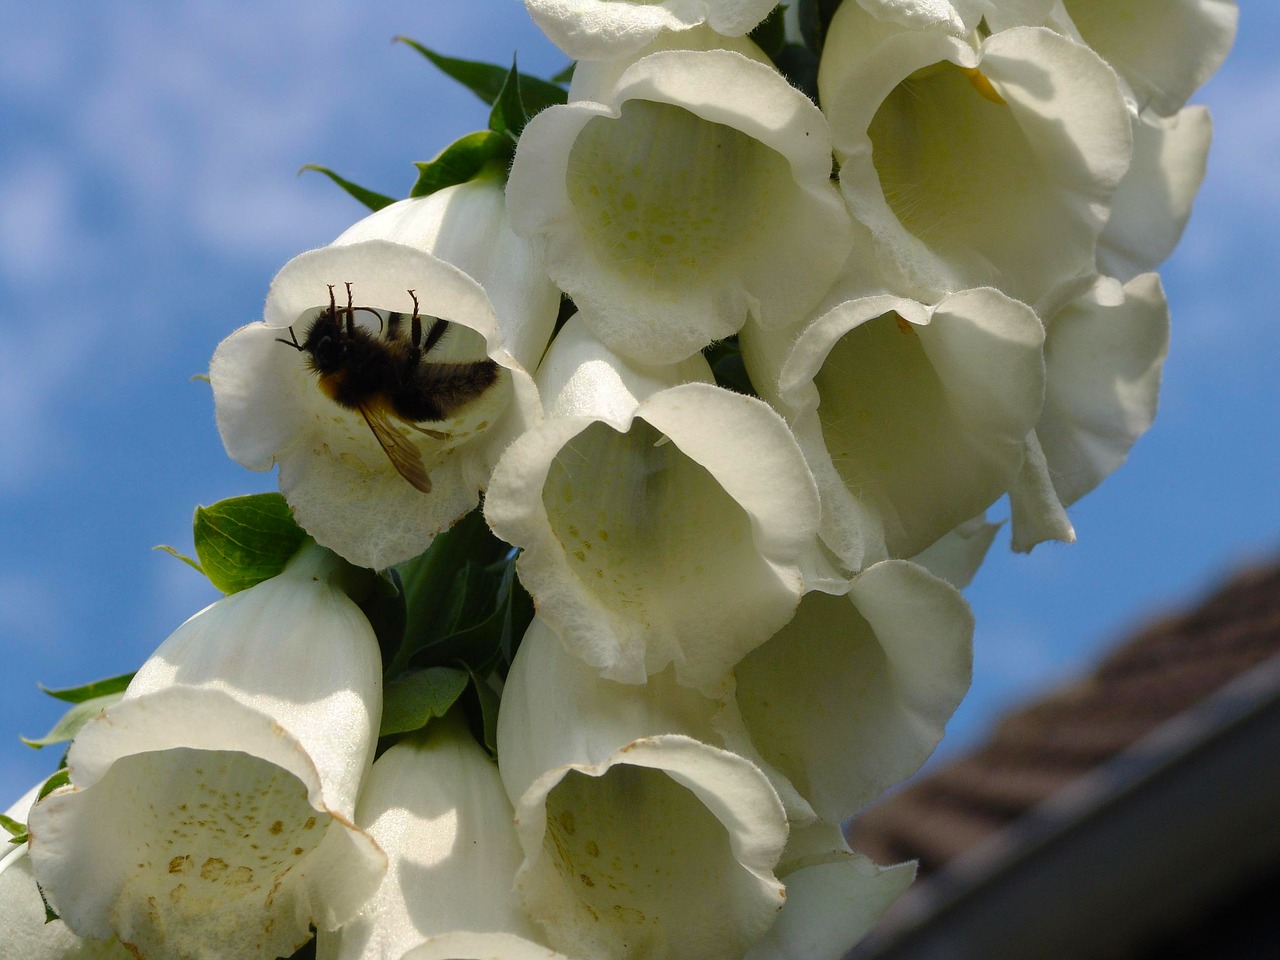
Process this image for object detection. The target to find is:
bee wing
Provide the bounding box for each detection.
[359,403,433,493]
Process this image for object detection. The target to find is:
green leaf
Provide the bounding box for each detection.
[379,667,470,737]
[298,164,396,211]
[193,493,308,594]
[468,666,501,756]
[1,812,26,844]
[489,58,530,142]
[152,544,204,575]
[390,508,510,676]
[549,62,576,85]
[773,42,820,103]
[410,130,511,199]
[36,769,70,802]
[23,691,126,748]
[750,5,788,58]
[703,337,759,397]
[798,0,843,55]
[39,672,134,704]
[395,37,568,115]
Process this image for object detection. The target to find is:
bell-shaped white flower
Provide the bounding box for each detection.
[909,512,1001,589]
[507,49,852,365]
[743,821,915,960]
[731,560,973,824]
[211,239,540,569]
[26,544,386,960]
[851,0,1054,35]
[1053,0,1237,117]
[497,618,789,960]
[485,317,820,691]
[820,9,1133,305]
[1,784,133,959]
[317,712,560,960]
[744,288,1044,569]
[523,0,778,61]
[330,174,560,374]
[1009,273,1169,551]
[1098,107,1213,281]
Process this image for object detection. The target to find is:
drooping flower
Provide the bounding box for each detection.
[496,618,789,960]
[1009,273,1169,551]
[211,240,540,569]
[0,784,133,959]
[507,49,852,365]
[743,288,1044,569]
[27,543,386,960]
[729,560,973,824]
[317,712,561,960]
[1053,0,1238,117]
[820,8,1133,305]
[1097,107,1214,281]
[743,822,915,960]
[485,316,820,692]
[523,0,779,61]
[330,173,560,374]
[850,0,1055,35]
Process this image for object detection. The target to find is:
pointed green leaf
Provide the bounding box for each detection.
[298,164,396,211]
[36,769,70,802]
[549,62,575,85]
[395,37,567,115]
[750,5,788,58]
[489,58,530,141]
[153,544,204,575]
[39,672,134,705]
[23,691,125,749]
[468,666,501,756]
[193,493,309,594]
[379,667,471,737]
[1,812,26,844]
[410,130,511,199]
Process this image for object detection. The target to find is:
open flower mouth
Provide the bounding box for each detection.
[542,417,756,625]
[567,100,787,287]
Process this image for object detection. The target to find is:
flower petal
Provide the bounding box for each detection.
[497,621,788,960]
[734,560,973,822]
[822,13,1132,304]
[507,49,850,364]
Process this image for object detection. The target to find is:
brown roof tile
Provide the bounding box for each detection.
[847,561,1280,877]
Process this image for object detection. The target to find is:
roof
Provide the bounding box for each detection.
[845,559,1280,960]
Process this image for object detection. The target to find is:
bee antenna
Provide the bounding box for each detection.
[275,327,303,351]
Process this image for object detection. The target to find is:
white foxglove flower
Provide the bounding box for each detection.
[1053,0,1237,117]
[331,174,560,374]
[507,49,852,365]
[909,512,1000,589]
[1009,273,1169,551]
[318,713,561,960]
[1098,107,1213,281]
[524,0,778,61]
[731,560,973,824]
[211,240,540,569]
[743,822,915,960]
[852,0,1054,35]
[743,288,1044,569]
[820,10,1132,305]
[27,544,386,960]
[1,784,132,959]
[566,22,771,105]
[485,317,820,691]
[497,618,788,960]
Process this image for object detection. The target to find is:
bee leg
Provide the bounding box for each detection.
[343,282,356,337]
[274,326,303,350]
[421,316,449,355]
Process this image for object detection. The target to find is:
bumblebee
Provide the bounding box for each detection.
[278,283,499,492]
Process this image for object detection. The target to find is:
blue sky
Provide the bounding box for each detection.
[1,2,1276,804]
